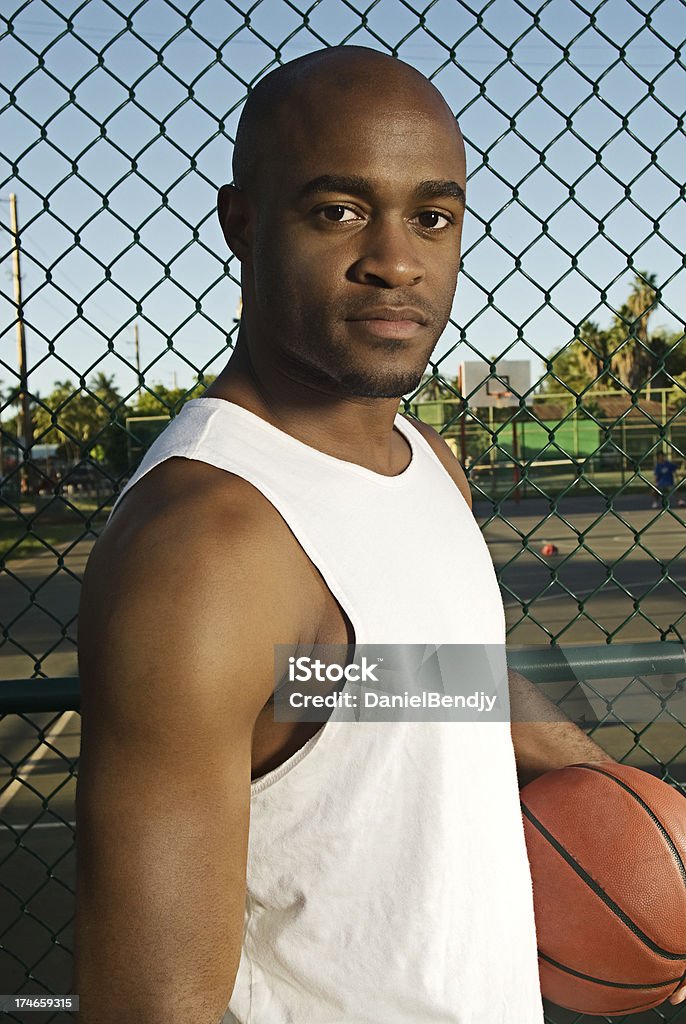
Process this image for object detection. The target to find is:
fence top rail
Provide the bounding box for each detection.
[1,643,684,713]
[508,643,686,683]
[410,388,679,409]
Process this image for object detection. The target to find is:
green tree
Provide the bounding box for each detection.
[32,374,132,472]
[541,272,676,395]
[130,376,215,417]
[541,339,611,396]
[0,383,22,486]
[611,272,658,390]
[414,372,459,402]
[576,320,618,386]
[670,372,686,412]
[32,380,96,464]
[89,372,134,474]
[0,383,22,442]
[650,328,686,388]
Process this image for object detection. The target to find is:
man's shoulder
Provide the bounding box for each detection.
[106,457,278,543]
[86,456,318,655]
[97,457,314,606]
[400,414,472,508]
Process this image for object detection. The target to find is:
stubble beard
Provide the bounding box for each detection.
[278,325,438,400]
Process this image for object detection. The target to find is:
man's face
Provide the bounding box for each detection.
[241,81,466,399]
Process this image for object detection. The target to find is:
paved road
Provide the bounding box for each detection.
[0,541,89,680]
[1,495,683,679]
[478,494,686,645]
[0,710,78,1003]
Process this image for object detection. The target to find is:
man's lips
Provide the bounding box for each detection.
[348,307,428,324]
[347,307,429,339]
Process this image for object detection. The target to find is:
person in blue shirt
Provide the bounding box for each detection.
[652,451,685,507]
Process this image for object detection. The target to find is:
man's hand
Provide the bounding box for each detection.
[669,979,686,1005]
[509,671,686,1012]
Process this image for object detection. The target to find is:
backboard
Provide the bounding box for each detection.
[460,360,531,409]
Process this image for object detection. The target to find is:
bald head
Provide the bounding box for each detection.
[232,47,463,193]
[219,45,467,401]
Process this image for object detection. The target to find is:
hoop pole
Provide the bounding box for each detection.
[458,366,467,464]
[512,415,521,503]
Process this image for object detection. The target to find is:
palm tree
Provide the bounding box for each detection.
[0,382,27,490]
[612,272,658,390]
[89,371,124,417]
[577,320,617,386]
[31,380,87,465]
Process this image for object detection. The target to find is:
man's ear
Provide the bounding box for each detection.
[217,184,251,262]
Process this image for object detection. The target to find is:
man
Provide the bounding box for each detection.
[653,450,684,508]
[73,47,686,1022]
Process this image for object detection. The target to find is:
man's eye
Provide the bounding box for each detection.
[319,205,359,223]
[416,211,452,230]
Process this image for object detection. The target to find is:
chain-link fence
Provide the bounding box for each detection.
[1,0,685,1019]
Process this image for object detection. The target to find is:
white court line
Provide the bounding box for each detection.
[0,711,76,813]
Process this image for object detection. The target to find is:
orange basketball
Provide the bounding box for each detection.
[520,762,686,1015]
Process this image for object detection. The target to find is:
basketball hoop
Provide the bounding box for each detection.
[491,390,513,406]
[460,361,530,411]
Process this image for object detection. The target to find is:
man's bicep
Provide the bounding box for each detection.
[73,515,291,1022]
[77,511,280,738]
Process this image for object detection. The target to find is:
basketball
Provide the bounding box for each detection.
[520,762,686,1015]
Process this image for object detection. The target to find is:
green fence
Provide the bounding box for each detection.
[3,649,686,1023]
[410,388,686,496]
[1,0,685,1019]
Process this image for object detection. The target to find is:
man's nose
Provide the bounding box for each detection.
[350,217,425,288]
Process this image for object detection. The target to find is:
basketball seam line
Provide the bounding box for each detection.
[575,763,686,888]
[521,802,686,960]
[539,951,684,989]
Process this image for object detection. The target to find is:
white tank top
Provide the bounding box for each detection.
[108,397,544,1024]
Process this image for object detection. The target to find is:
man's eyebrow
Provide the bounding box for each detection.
[297,175,465,205]
[297,175,374,200]
[414,180,466,205]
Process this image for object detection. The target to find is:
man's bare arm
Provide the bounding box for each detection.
[72,486,301,1024]
[508,669,615,789]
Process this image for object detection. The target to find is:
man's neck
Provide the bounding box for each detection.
[201,344,412,477]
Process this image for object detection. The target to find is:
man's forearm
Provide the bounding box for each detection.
[508,669,615,789]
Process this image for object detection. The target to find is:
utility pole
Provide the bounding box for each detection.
[9,193,33,495]
[0,394,4,490]
[133,321,141,377]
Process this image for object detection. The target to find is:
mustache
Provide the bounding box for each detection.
[342,298,436,325]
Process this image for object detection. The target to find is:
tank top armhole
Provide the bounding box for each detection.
[109,422,365,795]
[234,478,364,796]
[395,414,450,468]
[395,414,472,510]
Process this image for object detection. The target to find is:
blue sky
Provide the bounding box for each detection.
[1,0,684,404]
